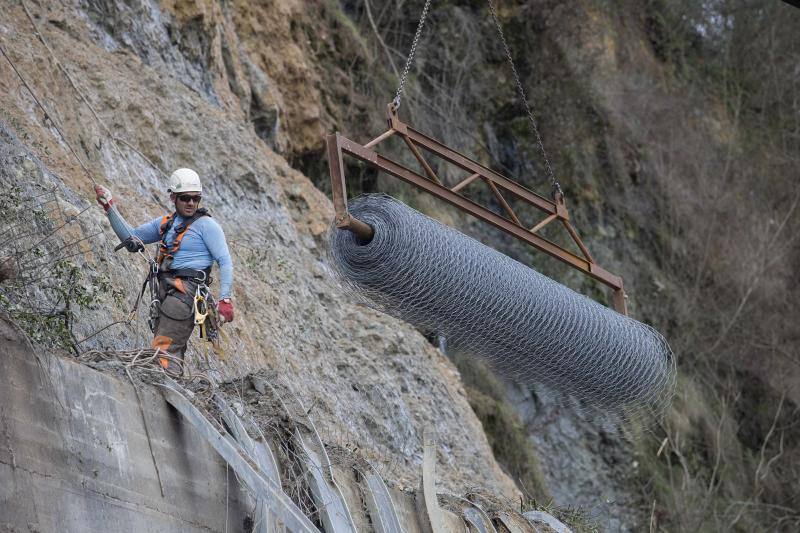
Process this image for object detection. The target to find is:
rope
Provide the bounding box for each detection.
[391,0,432,111]
[0,43,97,186]
[486,0,560,195]
[19,0,169,181]
[78,348,215,398]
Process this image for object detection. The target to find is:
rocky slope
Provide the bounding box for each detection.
[0,0,519,503]
[2,0,799,531]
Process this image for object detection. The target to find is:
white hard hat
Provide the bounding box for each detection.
[167,168,202,193]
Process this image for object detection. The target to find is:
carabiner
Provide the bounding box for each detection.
[193,293,209,325]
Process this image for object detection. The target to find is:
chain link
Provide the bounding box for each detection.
[487,0,561,195]
[391,0,433,111]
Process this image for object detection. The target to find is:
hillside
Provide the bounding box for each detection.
[1,0,799,531]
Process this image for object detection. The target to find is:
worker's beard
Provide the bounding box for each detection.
[175,201,198,217]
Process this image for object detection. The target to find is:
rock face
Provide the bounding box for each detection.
[508,384,641,532]
[3,310,547,532]
[0,0,518,506]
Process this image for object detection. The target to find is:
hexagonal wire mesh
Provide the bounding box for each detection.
[329,194,676,423]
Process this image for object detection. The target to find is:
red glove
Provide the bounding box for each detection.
[95,185,114,212]
[218,298,234,323]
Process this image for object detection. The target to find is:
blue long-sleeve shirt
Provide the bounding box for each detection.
[106,205,233,299]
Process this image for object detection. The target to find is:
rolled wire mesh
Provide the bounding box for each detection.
[329,195,676,421]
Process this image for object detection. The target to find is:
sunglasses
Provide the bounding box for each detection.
[177,194,202,203]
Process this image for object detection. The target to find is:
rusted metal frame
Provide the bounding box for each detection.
[403,124,557,215]
[327,133,348,218]
[402,134,443,185]
[335,134,624,292]
[365,129,396,149]
[332,115,629,313]
[451,172,481,193]
[386,106,557,215]
[482,177,522,226]
[530,213,558,234]
[327,134,375,241]
[421,147,572,258]
[613,288,628,316]
[393,115,551,234]
[562,219,595,263]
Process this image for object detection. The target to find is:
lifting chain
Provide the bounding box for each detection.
[487,0,561,196]
[389,0,561,196]
[391,0,432,112]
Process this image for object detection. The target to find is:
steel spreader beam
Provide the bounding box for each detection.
[326,107,629,314]
[327,121,627,314]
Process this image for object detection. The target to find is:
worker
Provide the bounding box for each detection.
[94,168,234,373]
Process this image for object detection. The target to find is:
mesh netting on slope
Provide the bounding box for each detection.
[329,194,676,420]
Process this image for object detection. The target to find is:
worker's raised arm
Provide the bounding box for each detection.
[95,185,161,251]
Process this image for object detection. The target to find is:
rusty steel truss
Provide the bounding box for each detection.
[326,105,628,315]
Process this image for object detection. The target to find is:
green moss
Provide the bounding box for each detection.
[319,0,373,66]
[451,352,550,500]
[466,385,550,500]
[4,259,110,354]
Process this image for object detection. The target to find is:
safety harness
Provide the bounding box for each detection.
[157,208,210,267]
[137,208,221,345]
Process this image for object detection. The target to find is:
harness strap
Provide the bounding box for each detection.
[161,267,212,282]
[157,208,210,265]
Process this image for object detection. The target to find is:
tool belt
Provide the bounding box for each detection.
[159,267,212,284]
[158,266,220,344]
[156,268,203,306]
[139,263,212,323]
[135,260,222,354]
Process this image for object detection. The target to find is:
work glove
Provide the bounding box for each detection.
[217,298,234,323]
[114,236,145,253]
[94,185,114,212]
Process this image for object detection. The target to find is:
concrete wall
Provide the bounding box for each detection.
[0,313,553,533]
[0,314,252,533]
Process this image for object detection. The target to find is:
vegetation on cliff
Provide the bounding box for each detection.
[0,0,797,530]
[296,1,800,529]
